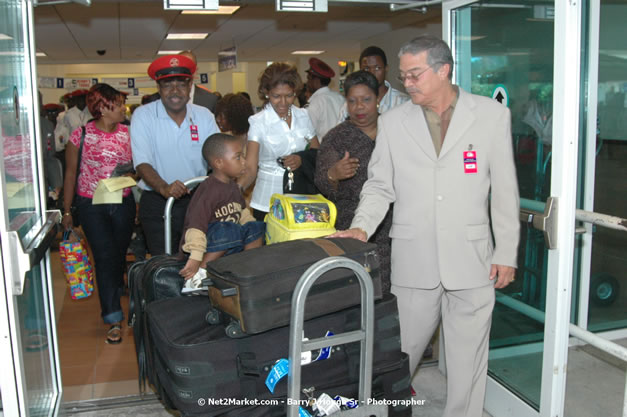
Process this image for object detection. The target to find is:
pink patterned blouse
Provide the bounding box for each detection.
[69,121,133,198]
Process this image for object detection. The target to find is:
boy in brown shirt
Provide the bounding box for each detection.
[179,133,264,279]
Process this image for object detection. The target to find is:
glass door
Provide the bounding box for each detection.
[444,1,584,416]
[0,0,62,415]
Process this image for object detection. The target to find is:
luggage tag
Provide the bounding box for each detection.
[299,408,313,417]
[313,393,341,416]
[463,146,477,174]
[312,331,334,362]
[265,358,289,393]
[302,331,334,365]
[333,395,359,409]
[190,124,199,141]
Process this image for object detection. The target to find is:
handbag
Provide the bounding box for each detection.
[59,229,94,300]
[282,148,320,194]
[70,127,86,227]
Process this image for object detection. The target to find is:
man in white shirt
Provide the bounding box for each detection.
[62,89,92,138]
[54,92,72,152]
[305,57,344,141]
[337,46,409,123]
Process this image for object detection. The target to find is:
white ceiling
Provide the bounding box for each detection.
[33,0,441,63]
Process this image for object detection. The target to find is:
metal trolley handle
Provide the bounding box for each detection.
[163,176,207,255]
[287,256,386,417]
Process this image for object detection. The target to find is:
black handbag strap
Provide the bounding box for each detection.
[74,126,86,196]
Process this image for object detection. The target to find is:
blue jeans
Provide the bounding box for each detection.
[206,221,265,256]
[76,194,135,324]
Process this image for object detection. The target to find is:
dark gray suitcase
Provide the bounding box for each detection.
[146,293,409,416]
[205,237,382,337]
[128,254,186,392]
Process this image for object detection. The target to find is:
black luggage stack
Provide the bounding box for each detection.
[130,239,412,417]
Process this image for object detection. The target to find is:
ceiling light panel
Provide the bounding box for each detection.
[181,6,240,14]
[291,50,324,55]
[166,33,208,40]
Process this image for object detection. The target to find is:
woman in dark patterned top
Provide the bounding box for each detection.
[314,71,393,293]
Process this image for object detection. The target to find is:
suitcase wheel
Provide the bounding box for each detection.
[205,308,222,325]
[225,320,245,338]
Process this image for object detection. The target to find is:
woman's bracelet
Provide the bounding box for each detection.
[63,212,71,217]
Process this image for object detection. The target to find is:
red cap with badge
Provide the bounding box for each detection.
[306,57,335,79]
[70,89,90,97]
[43,103,64,111]
[148,55,196,81]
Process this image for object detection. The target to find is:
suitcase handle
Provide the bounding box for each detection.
[164,176,207,255]
[237,352,261,377]
[221,287,237,297]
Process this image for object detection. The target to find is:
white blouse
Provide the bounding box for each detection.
[247,104,316,212]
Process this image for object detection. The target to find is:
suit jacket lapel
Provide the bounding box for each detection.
[439,88,476,159]
[401,104,438,162]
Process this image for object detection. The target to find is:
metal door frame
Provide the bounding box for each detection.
[0,0,63,414]
[442,1,583,416]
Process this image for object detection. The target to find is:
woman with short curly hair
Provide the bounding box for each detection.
[215,93,254,138]
[238,63,319,220]
[62,83,135,345]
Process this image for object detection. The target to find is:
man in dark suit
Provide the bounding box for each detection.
[179,50,219,114]
[145,50,219,114]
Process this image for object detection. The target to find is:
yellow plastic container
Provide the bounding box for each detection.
[264,194,337,244]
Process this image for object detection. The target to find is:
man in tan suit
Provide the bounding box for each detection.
[332,35,520,416]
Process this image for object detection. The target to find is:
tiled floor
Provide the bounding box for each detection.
[51,245,141,403]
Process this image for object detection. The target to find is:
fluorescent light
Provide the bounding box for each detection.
[291,50,324,55]
[166,33,208,40]
[157,50,182,55]
[36,52,47,57]
[181,6,240,14]
[0,33,13,40]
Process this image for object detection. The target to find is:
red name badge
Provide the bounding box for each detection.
[463,150,477,174]
[190,125,199,141]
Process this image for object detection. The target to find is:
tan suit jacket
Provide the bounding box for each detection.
[352,87,520,290]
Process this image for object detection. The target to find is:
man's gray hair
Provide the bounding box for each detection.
[398,35,454,80]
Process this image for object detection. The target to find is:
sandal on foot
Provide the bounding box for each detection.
[106,324,122,345]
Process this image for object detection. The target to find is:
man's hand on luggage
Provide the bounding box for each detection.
[159,180,188,199]
[490,264,516,289]
[180,258,201,280]
[327,228,367,242]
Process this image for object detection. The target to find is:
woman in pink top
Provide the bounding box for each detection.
[62,84,134,345]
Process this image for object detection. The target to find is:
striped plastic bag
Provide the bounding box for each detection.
[59,230,94,300]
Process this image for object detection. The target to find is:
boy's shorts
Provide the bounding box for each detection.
[206,221,265,255]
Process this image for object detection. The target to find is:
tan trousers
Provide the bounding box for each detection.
[391,283,495,417]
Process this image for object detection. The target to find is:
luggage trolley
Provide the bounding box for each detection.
[164,176,207,256]
[287,256,388,417]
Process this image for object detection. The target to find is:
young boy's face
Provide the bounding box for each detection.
[218,141,246,180]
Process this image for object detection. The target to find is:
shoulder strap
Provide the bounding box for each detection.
[74,126,86,194]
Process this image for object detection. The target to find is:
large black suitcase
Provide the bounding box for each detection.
[128,254,186,392]
[146,294,410,416]
[205,238,382,337]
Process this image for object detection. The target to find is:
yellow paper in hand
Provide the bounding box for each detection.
[102,177,136,192]
[92,181,123,204]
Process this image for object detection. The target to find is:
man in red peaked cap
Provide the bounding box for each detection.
[131,54,219,255]
[57,88,93,152]
[305,57,345,142]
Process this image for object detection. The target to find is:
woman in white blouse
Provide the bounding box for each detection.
[239,63,319,220]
